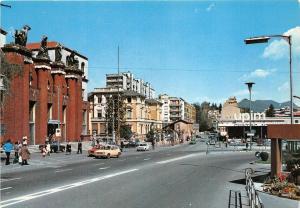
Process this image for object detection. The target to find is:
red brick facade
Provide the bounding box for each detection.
[0,44,89,145]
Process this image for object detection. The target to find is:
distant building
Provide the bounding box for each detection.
[88,88,162,139]
[0,28,7,48]
[158,94,196,125]
[106,72,155,99]
[218,97,300,138]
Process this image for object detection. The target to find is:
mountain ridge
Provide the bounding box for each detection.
[238,99,299,112]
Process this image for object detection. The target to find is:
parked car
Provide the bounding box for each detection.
[189,139,196,145]
[50,141,65,153]
[208,140,216,145]
[137,143,150,151]
[94,145,121,159]
[128,141,138,148]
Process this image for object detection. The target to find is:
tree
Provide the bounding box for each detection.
[146,129,155,142]
[105,94,126,142]
[266,104,275,117]
[218,103,222,113]
[120,125,132,140]
[0,49,22,105]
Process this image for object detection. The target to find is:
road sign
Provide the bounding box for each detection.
[247,133,255,136]
[56,128,61,137]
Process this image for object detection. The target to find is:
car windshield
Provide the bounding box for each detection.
[139,144,147,146]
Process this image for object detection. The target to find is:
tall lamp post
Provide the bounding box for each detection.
[110,95,115,144]
[244,35,293,124]
[245,82,255,150]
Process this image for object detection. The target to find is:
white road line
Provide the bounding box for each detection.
[93,163,105,166]
[54,169,72,173]
[156,153,203,164]
[0,168,139,207]
[1,178,21,183]
[0,187,12,191]
[99,166,110,170]
[143,158,151,161]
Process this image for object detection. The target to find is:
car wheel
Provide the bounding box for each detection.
[117,152,121,158]
[107,154,110,159]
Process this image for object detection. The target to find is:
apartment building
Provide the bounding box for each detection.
[159,94,196,125]
[106,72,155,99]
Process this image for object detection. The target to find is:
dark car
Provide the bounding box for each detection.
[127,141,138,148]
[50,142,65,153]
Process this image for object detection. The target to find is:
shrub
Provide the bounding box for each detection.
[260,152,269,161]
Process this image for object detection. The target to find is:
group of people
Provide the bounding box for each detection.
[2,139,30,166]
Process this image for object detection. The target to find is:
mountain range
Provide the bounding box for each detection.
[238,99,299,112]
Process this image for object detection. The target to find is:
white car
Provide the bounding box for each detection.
[137,143,150,151]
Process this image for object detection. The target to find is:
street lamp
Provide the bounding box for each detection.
[293,95,300,100]
[244,35,293,124]
[245,82,255,150]
[110,95,115,144]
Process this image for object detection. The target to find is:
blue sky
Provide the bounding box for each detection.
[1,0,300,105]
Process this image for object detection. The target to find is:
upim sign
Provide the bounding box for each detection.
[234,112,266,123]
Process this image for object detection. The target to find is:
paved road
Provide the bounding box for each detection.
[1,142,255,208]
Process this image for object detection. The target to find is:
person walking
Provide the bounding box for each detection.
[42,145,47,157]
[20,144,30,165]
[3,139,13,165]
[151,139,155,150]
[77,140,82,154]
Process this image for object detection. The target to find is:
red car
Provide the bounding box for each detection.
[87,145,101,157]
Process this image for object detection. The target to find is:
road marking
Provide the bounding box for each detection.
[156,153,202,164]
[93,163,105,166]
[0,187,12,191]
[0,168,139,207]
[55,169,72,173]
[143,158,151,161]
[0,178,21,183]
[99,166,110,170]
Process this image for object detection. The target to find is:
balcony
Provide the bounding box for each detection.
[170,103,180,107]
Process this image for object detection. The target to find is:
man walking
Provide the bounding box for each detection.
[77,140,82,154]
[20,143,30,165]
[3,139,13,165]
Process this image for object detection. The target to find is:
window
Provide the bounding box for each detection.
[296,120,299,124]
[97,110,102,118]
[81,62,85,73]
[29,72,33,86]
[98,96,102,104]
[127,97,131,103]
[127,109,132,119]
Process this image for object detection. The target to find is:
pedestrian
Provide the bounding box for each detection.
[14,141,20,158]
[151,139,155,150]
[3,139,13,165]
[66,142,72,155]
[20,143,30,165]
[46,142,51,156]
[77,140,82,154]
[42,145,47,157]
[246,142,249,149]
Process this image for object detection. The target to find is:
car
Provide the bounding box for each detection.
[87,145,102,157]
[189,139,196,145]
[128,141,138,148]
[94,145,121,159]
[136,143,150,151]
[208,140,216,145]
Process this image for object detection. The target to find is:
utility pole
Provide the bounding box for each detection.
[117,45,120,145]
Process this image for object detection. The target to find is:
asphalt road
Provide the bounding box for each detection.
[1,143,255,208]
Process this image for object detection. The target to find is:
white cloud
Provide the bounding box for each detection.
[240,68,276,81]
[263,26,300,60]
[206,3,215,12]
[278,81,289,92]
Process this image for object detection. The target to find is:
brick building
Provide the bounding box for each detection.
[0,41,89,145]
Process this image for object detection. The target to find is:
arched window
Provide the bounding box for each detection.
[81,62,85,73]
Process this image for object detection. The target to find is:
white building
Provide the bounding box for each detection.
[0,28,7,48]
[106,72,155,99]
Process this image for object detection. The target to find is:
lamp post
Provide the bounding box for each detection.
[245,82,255,150]
[244,35,293,124]
[110,95,115,144]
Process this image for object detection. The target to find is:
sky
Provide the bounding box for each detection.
[1,0,300,106]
